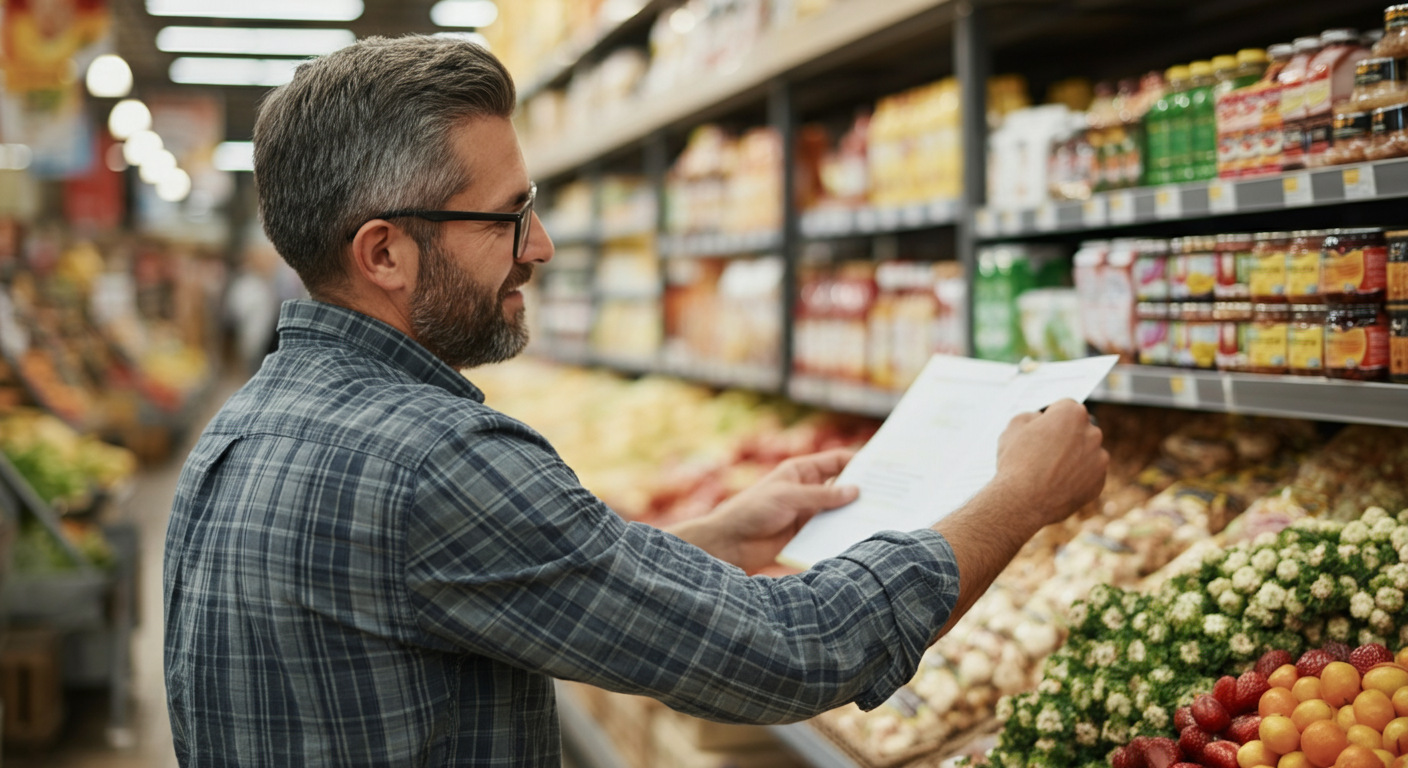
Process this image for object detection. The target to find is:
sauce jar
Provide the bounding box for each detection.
[1391,302,1408,383]
[1389,229,1408,303]
[1133,239,1170,301]
[1136,302,1170,366]
[1374,4,1408,59]
[1326,302,1391,381]
[1214,233,1253,299]
[1289,303,1327,376]
[1178,235,1218,301]
[1326,109,1372,165]
[1321,227,1388,302]
[1366,101,1408,160]
[1184,301,1218,369]
[1351,56,1406,110]
[1250,231,1291,302]
[1286,229,1328,302]
[1247,302,1291,374]
[1214,301,1252,371]
[1168,303,1190,367]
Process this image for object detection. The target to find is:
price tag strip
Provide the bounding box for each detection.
[1282,172,1313,207]
[1082,195,1109,228]
[1154,186,1182,219]
[1108,190,1136,225]
[1343,165,1378,200]
[1208,180,1237,214]
[1169,374,1200,408]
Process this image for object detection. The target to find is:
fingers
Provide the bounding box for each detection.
[779,481,859,513]
[775,448,857,484]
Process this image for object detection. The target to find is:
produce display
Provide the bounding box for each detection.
[0,409,136,512]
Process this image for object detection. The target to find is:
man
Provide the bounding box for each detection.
[164,36,1108,767]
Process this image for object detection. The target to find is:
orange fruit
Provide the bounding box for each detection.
[1393,688,1408,718]
[1264,715,1304,754]
[1295,699,1338,731]
[1296,677,1326,703]
[1341,706,1361,730]
[1378,750,1397,768]
[1272,664,1304,689]
[1335,744,1383,768]
[1394,754,1408,768]
[1365,667,1408,697]
[1324,663,1364,708]
[1358,690,1397,732]
[1282,753,1313,768]
[1243,740,1281,768]
[1386,717,1408,755]
[1396,648,1408,668]
[1303,720,1350,768]
[1349,725,1384,750]
[1264,688,1302,717]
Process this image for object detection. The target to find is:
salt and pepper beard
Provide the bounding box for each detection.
[407,237,533,369]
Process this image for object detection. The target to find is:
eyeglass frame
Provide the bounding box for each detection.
[346,182,537,263]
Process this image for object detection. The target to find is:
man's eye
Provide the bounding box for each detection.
[496,221,514,231]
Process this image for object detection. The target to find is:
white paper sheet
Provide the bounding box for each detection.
[779,354,1119,568]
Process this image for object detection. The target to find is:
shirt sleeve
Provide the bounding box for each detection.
[402,416,961,724]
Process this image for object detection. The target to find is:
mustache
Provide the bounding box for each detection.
[500,262,534,297]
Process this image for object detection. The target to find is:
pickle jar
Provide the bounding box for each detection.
[1389,229,1408,303]
[1286,230,1328,302]
[1214,233,1253,299]
[1325,302,1391,381]
[1214,301,1252,371]
[1391,303,1408,383]
[1136,302,1170,366]
[1250,232,1291,302]
[1321,228,1389,302]
[1289,303,1328,377]
[1247,303,1291,375]
[1184,301,1218,369]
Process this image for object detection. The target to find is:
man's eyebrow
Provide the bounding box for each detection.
[497,187,532,212]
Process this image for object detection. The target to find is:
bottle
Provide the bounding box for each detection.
[1213,55,1241,179]
[1245,44,1293,176]
[1145,69,1177,185]
[1187,61,1218,181]
[1305,29,1369,167]
[1163,65,1193,184]
[1279,36,1324,171]
[1374,4,1408,58]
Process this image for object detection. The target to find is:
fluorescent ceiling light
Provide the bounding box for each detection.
[157,168,193,202]
[214,141,255,172]
[123,130,164,166]
[86,54,133,98]
[430,0,498,27]
[157,26,355,56]
[146,0,363,21]
[169,57,302,87]
[140,150,178,184]
[433,32,489,49]
[108,99,152,140]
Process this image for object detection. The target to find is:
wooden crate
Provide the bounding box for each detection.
[1,629,64,748]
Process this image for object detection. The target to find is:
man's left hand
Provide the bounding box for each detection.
[667,449,859,573]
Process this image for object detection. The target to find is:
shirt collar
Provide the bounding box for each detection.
[275,299,486,403]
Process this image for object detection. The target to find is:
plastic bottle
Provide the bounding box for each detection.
[1144,70,1174,185]
[1279,36,1324,171]
[1162,65,1193,184]
[1305,29,1369,167]
[1188,61,1218,180]
[1246,44,1293,176]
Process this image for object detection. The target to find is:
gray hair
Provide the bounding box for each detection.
[253,35,517,297]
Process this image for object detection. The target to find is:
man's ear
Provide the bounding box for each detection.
[349,220,418,295]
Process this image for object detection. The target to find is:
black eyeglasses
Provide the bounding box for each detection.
[349,183,537,262]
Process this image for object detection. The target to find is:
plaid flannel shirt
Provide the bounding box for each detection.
[164,299,961,767]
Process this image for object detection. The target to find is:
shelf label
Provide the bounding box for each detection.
[856,208,880,233]
[877,207,902,230]
[1282,172,1313,206]
[1103,370,1133,401]
[1154,186,1182,219]
[975,209,997,238]
[999,208,1022,235]
[901,204,926,227]
[1082,196,1108,228]
[927,199,958,224]
[1108,190,1136,224]
[1169,374,1200,407]
[1343,165,1378,200]
[1208,180,1237,214]
[1035,203,1058,232]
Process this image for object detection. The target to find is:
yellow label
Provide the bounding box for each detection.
[1249,323,1289,367]
[1328,326,1369,366]
[1250,252,1288,298]
[1389,262,1408,302]
[1289,326,1324,371]
[1322,249,1366,293]
[1344,167,1362,186]
[1302,78,1332,112]
[1393,336,1408,377]
[1283,176,1300,194]
[1286,250,1322,297]
[1208,184,1224,202]
[1169,376,1186,395]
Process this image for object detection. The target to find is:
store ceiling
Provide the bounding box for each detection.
[108,0,448,141]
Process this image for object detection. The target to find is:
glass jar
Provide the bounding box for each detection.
[1214,233,1253,299]
[1178,235,1218,301]
[1391,302,1408,383]
[1289,303,1328,377]
[1366,101,1408,160]
[1133,239,1170,301]
[1374,4,1408,58]
[1325,302,1391,381]
[1136,302,1170,366]
[1351,56,1407,110]
[1214,301,1253,371]
[1285,229,1328,302]
[1169,303,1190,367]
[1389,229,1408,303]
[1250,231,1291,302]
[1321,227,1389,302]
[1247,303,1291,374]
[1325,108,1372,165]
[1184,301,1218,369]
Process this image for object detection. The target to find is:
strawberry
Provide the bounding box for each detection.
[1255,649,1293,677]
[1178,726,1212,760]
[1111,745,1144,768]
[1170,764,1202,768]
[1129,736,1153,761]
[1296,648,1335,678]
[1322,641,1352,662]
[1212,675,1239,712]
[1201,740,1240,768]
[1233,671,1271,715]
[1174,706,1196,732]
[1142,737,1183,768]
[1349,643,1394,675]
[1192,694,1231,733]
[1225,714,1262,744]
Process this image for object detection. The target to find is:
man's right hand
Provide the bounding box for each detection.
[993,399,1109,528]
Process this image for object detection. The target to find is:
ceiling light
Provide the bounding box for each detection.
[108,99,152,140]
[139,150,178,184]
[156,168,192,202]
[146,0,363,21]
[213,141,255,172]
[430,0,498,28]
[169,57,303,87]
[433,32,490,49]
[0,145,32,171]
[157,26,355,56]
[123,130,164,166]
[86,54,133,98]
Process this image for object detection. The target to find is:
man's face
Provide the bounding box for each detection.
[405,117,553,369]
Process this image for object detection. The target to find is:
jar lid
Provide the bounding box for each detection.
[1218,301,1253,311]
[1290,304,1327,312]
[1253,302,1290,312]
[1211,55,1237,73]
[1236,48,1267,66]
[1253,231,1292,240]
[1290,230,1329,237]
[1326,227,1385,235]
[1267,43,1294,59]
[1384,230,1408,238]
[1189,61,1215,78]
[1166,65,1191,82]
[1292,36,1323,53]
[1319,28,1358,46]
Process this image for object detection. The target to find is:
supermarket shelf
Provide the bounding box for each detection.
[658,358,783,392]
[788,375,902,419]
[518,0,674,103]
[556,683,631,768]
[663,230,783,257]
[801,199,961,239]
[524,0,955,179]
[772,722,864,768]
[1090,365,1408,428]
[974,157,1408,240]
